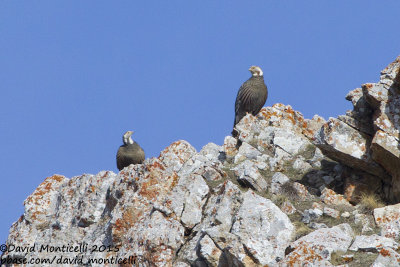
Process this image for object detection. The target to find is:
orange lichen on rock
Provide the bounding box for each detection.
[285,242,324,266]
[24,175,66,206]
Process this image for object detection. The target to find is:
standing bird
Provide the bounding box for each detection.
[116,131,145,170]
[232,66,268,138]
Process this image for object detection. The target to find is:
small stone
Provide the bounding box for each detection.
[292,157,312,173]
[320,188,351,206]
[309,222,328,229]
[270,172,290,194]
[293,182,313,200]
[234,142,262,164]
[281,201,296,215]
[302,208,322,224]
[232,160,268,192]
[341,211,351,218]
[223,136,238,159]
[349,234,399,252]
[324,207,340,219]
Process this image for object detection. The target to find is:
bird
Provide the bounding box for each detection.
[116,131,145,170]
[232,66,268,138]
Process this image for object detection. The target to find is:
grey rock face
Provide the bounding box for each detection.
[372,247,400,267]
[4,139,293,266]
[232,160,268,192]
[315,56,400,202]
[281,224,354,266]
[349,234,399,252]
[6,56,400,266]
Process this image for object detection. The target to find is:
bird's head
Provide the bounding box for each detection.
[249,66,263,77]
[123,131,134,145]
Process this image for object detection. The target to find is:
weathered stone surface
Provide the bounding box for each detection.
[200,142,223,163]
[314,56,400,202]
[281,201,296,215]
[349,234,398,252]
[199,234,222,266]
[374,203,400,228]
[229,191,293,265]
[281,224,354,266]
[223,136,238,160]
[364,59,400,202]
[323,207,340,219]
[23,174,69,228]
[7,56,400,267]
[380,220,400,240]
[159,140,197,172]
[270,172,290,194]
[372,247,400,267]
[234,142,261,163]
[315,117,386,178]
[302,208,323,224]
[232,160,268,192]
[292,182,313,201]
[320,188,351,206]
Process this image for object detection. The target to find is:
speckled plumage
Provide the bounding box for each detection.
[232,66,268,137]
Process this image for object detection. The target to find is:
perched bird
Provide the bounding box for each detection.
[232,66,268,138]
[116,131,145,170]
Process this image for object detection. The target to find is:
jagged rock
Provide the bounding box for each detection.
[292,156,313,174]
[314,56,400,202]
[270,172,290,194]
[6,56,400,267]
[230,190,294,265]
[341,211,351,218]
[373,203,400,240]
[200,142,224,163]
[315,117,386,178]
[363,58,400,202]
[323,207,340,219]
[223,136,238,160]
[232,160,268,192]
[349,234,399,252]
[380,221,400,241]
[372,247,400,267]
[281,224,354,266]
[292,182,313,200]
[199,234,222,266]
[302,208,323,224]
[374,203,400,228]
[234,142,261,163]
[159,140,197,172]
[281,201,296,215]
[320,188,351,206]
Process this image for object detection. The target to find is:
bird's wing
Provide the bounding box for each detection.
[116,147,125,170]
[235,81,254,114]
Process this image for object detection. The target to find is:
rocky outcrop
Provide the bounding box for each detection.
[315,56,400,203]
[3,56,400,266]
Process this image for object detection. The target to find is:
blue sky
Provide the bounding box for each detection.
[1,1,399,243]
